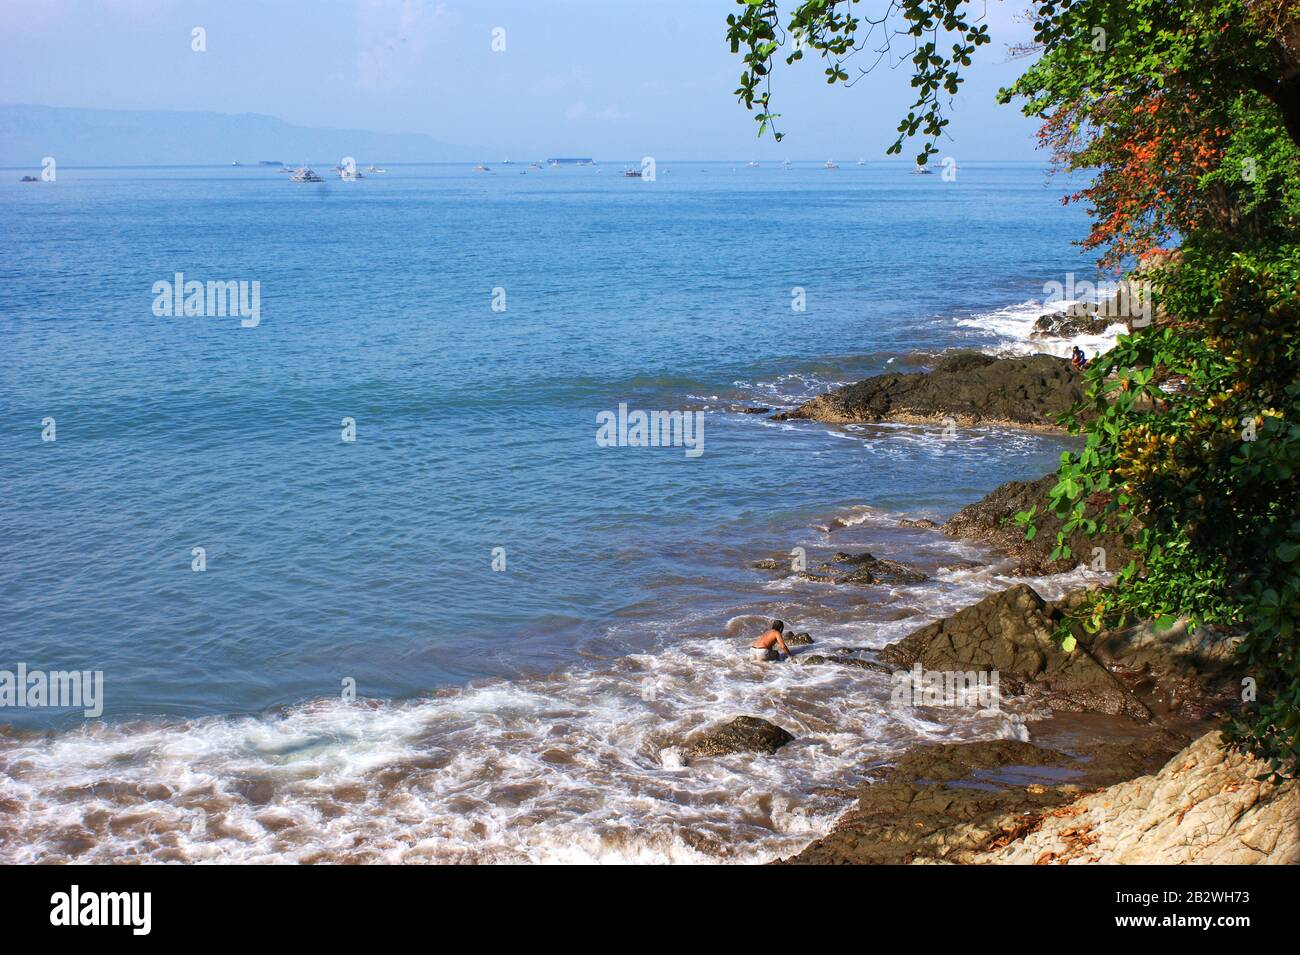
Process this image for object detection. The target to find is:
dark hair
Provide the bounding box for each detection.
[771,620,785,632]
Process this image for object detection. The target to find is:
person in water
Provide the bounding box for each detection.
[750,620,795,662]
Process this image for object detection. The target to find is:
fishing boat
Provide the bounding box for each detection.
[474,163,491,173]
[623,167,642,178]
[824,159,839,170]
[746,160,759,168]
[290,165,324,183]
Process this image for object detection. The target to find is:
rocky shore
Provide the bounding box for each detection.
[774,352,1084,429]
[765,580,1295,864]
[741,351,1297,865]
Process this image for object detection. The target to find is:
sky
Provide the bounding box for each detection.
[0,0,1048,160]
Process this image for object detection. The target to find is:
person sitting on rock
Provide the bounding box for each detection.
[751,620,795,662]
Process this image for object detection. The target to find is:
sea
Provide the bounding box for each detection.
[0,160,1123,862]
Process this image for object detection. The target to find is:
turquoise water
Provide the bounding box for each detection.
[0,161,1128,863]
[1,161,1094,727]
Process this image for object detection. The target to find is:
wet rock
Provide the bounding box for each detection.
[751,558,783,571]
[1031,300,1122,338]
[785,632,814,646]
[879,584,1150,720]
[681,717,795,759]
[774,352,1084,430]
[899,518,940,529]
[824,552,928,585]
[798,654,890,674]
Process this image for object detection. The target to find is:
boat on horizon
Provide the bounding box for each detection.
[824,159,840,170]
[290,165,324,183]
[623,167,642,178]
[474,163,491,173]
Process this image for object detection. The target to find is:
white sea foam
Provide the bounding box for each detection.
[0,522,1083,865]
[955,298,1127,360]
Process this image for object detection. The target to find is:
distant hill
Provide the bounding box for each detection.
[0,104,479,166]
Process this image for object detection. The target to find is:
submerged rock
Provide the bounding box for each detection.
[825,552,928,585]
[681,716,795,759]
[798,654,890,674]
[774,352,1084,429]
[899,518,940,529]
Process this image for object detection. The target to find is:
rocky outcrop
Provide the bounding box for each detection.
[822,552,928,585]
[757,550,928,586]
[982,731,1300,864]
[774,353,1084,430]
[784,632,815,646]
[943,473,1140,576]
[798,654,891,673]
[1032,300,1125,338]
[779,731,1187,865]
[681,717,794,759]
[879,584,1151,720]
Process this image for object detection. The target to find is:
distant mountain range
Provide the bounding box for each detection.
[0,104,480,166]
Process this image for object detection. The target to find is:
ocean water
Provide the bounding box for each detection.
[0,161,1108,863]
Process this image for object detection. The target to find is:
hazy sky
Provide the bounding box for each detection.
[0,0,1047,160]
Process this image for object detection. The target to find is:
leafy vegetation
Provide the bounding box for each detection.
[727,0,1300,775]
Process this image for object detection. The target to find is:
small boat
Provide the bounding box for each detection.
[502,159,512,165]
[231,161,242,167]
[528,162,541,169]
[824,159,839,170]
[290,165,324,183]
[856,159,866,166]
[624,167,642,178]
[782,159,792,168]
[474,163,491,173]
[336,165,364,181]
[911,164,933,175]
[746,160,759,168]
[20,175,38,182]
[365,165,385,174]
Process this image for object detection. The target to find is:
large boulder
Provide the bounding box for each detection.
[879,584,1149,720]
[823,552,928,585]
[681,717,795,759]
[774,352,1084,429]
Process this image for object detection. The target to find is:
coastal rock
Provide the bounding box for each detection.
[778,731,1185,865]
[774,352,1084,430]
[798,654,890,674]
[982,731,1300,864]
[681,717,794,759]
[899,518,940,529]
[823,552,928,585]
[942,472,1139,576]
[1031,300,1122,338]
[1078,610,1241,720]
[879,584,1149,720]
[785,632,815,646]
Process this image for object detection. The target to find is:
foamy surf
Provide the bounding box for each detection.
[0,505,1106,865]
[954,298,1127,360]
